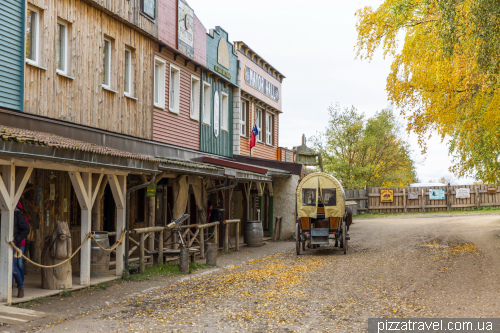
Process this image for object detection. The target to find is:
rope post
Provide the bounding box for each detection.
[179,247,189,273]
[200,228,205,259]
[236,221,240,252]
[139,233,145,274]
[215,224,219,247]
[159,230,164,265]
[224,222,229,252]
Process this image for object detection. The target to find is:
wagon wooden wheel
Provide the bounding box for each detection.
[296,222,302,255]
[342,220,348,254]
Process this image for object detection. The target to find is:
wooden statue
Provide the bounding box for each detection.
[41,221,72,290]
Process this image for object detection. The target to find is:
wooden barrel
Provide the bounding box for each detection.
[245,221,263,247]
[90,232,110,277]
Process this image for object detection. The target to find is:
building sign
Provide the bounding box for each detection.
[177,0,194,59]
[429,189,445,200]
[245,66,279,102]
[488,187,497,194]
[214,65,231,79]
[218,38,229,69]
[456,188,470,199]
[213,91,219,138]
[380,190,393,203]
[143,0,155,19]
[146,182,157,197]
[408,191,419,200]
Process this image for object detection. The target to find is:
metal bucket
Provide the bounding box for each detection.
[245,221,263,247]
[90,232,110,277]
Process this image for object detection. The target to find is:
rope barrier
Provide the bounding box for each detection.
[5,230,127,269]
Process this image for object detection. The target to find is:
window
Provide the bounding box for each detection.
[302,189,317,207]
[56,21,68,74]
[266,113,273,145]
[153,57,166,109]
[169,64,180,113]
[241,101,247,137]
[124,48,132,95]
[321,189,337,206]
[221,92,229,131]
[26,8,39,64]
[203,83,211,125]
[103,38,112,88]
[256,108,263,142]
[190,76,200,120]
[141,0,156,20]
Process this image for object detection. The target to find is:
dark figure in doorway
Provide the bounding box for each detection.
[13,201,30,298]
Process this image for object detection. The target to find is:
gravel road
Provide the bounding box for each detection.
[5,214,500,332]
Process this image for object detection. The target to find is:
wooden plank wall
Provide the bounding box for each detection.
[25,0,154,139]
[355,185,500,213]
[344,188,367,213]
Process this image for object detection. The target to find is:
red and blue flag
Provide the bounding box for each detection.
[250,124,259,150]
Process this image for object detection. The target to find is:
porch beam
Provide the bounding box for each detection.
[91,174,105,206]
[13,167,33,205]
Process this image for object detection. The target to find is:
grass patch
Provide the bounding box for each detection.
[122,262,214,282]
[60,290,74,297]
[355,206,500,219]
[90,282,111,290]
[11,297,45,309]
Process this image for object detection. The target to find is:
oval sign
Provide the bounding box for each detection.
[213,91,219,138]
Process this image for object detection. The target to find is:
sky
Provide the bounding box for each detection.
[187,0,474,185]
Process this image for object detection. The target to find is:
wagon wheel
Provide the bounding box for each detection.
[296,222,302,255]
[342,220,348,254]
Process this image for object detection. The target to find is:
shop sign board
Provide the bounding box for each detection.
[218,38,229,69]
[488,187,498,194]
[177,0,194,59]
[245,66,279,102]
[380,190,393,203]
[429,189,445,200]
[213,91,219,138]
[455,188,470,199]
[214,65,231,79]
[146,182,157,197]
[408,191,419,200]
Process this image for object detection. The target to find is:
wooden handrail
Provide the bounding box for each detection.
[196,221,220,229]
[223,219,241,224]
[130,226,166,235]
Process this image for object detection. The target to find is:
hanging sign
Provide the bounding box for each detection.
[429,189,445,200]
[245,66,279,102]
[177,0,194,58]
[487,187,497,194]
[146,182,157,197]
[213,91,219,138]
[380,190,393,203]
[456,188,470,199]
[408,191,419,200]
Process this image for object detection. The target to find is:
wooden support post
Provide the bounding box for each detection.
[235,222,240,252]
[422,189,426,213]
[139,233,145,274]
[179,247,189,273]
[107,175,126,276]
[0,164,15,304]
[215,224,219,246]
[403,189,407,213]
[224,223,229,252]
[158,230,164,265]
[206,243,217,266]
[200,227,205,259]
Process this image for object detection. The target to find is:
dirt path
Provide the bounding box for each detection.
[4,214,500,332]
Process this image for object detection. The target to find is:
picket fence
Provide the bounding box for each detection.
[345,185,500,214]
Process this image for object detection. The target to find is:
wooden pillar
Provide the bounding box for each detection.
[0,165,15,304]
[235,222,240,251]
[224,222,229,252]
[200,227,205,259]
[139,233,145,273]
[107,175,126,276]
[158,230,164,265]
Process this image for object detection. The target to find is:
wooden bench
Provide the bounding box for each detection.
[151,248,199,265]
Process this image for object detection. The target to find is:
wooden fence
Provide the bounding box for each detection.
[346,185,500,213]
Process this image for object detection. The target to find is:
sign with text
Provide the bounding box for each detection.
[488,187,498,194]
[408,191,419,200]
[245,66,279,102]
[429,188,445,200]
[218,38,229,69]
[146,182,157,197]
[177,0,194,59]
[380,190,393,203]
[455,188,470,199]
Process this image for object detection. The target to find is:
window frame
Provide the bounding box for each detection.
[153,57,166,109]
[26,7,40,65]
[240,100,247,137]
[56,20,69,75]
[203,82,211,125]
[124,47,133,96]
[266,112,273,145]
[190,75,200,121]
[221,92,229,131]
[169,64,180,114]
[256,108,263,142]
[102,37,112,88]
[140,0,156,21]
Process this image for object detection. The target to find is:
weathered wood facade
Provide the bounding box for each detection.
[24,0,156,139]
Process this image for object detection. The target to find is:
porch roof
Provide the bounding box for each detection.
[0,125,159,172]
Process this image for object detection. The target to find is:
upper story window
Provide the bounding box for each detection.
[221,92,229,131]
[203,82,211,125]
[241,101,247,137]
[56,20,69,75]
[141,0,156,20]
[124,48,133,96]
[190,76,200,120]
[26,8,39,65]
[103,38,112,88]
[256,108,263,142]
[154,57,166,109]
[266,113,273,145]
[169,64,180,113]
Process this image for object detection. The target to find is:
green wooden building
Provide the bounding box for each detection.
[200,27,238,158]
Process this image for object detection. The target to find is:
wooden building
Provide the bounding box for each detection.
[199,27,238,158]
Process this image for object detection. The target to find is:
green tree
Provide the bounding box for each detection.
[311,104,417,189]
